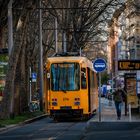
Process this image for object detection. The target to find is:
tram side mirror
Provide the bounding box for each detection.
[47,73,50,78]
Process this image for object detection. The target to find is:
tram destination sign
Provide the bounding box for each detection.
[118,60,140,70]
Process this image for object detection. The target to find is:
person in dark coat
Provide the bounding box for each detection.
[113,87,126,120]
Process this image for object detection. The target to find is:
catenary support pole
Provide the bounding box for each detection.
[55,17,58,53]
[8,0,13,56]
[39,0,44,111]
[29,67,32,103]
[8,0,15,119]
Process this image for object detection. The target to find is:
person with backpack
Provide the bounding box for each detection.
[113,87,126,120]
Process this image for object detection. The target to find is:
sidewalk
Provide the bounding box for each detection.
[89,98,140,122]
[85,98,140,140]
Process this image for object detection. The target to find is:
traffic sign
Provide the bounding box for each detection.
[32,72,37,82]
[93,58,106,72]
[93,58,106,122]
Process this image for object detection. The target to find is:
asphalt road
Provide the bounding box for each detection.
[1,98,140,140]
[84,122,140,140]
[0,117,87,140]
[1,117,140,140]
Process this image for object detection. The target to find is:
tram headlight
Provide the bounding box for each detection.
[52,98,57,106]
[52,102,57,106]
[74,101,80,105]
[74,98,80,105]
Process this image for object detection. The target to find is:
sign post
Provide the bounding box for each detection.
[93,58,107,122]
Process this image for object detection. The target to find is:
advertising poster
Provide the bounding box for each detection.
[0,50,8,101]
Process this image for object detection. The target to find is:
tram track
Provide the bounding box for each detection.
[25,117,87,140]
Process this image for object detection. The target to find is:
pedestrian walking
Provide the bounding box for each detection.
[113,87,126,120]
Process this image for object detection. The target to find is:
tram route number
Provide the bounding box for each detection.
[118,60,140,70]
[63,98,69,101]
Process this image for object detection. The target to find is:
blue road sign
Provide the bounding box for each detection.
[32,72,37,82]
[93,58,106,72]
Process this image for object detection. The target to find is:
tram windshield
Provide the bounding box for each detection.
[51,63,80,91]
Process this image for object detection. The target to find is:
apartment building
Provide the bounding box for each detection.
[107,0,140,110]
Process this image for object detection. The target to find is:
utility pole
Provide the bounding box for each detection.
[54,17,58,53]
[8,0,15,118]
[8,0,13,56]
[39,0,44,111]
[29,67,32,103]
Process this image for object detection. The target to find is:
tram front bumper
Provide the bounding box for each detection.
[50,109,83,118]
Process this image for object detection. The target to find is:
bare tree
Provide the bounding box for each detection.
[42,0,124,52]
[0,0,124,118]
[0,0,37,118]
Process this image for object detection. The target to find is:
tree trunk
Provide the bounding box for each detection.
[0,14,29,119]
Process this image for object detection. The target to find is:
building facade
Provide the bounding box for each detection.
[107,0,140,110]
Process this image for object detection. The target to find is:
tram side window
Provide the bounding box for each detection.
[81,68,87,89]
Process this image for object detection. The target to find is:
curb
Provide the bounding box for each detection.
[0,124,17,132]
[20,114,48,125]
[0,113,48,133]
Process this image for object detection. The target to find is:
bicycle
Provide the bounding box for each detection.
[29,100,40,112]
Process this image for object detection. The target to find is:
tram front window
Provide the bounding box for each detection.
[51,63,80,91]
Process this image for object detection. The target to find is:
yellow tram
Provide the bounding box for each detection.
[44,55,98,120]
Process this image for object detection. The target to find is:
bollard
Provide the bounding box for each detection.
[108,94,113,106]
[128,103,132,122]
